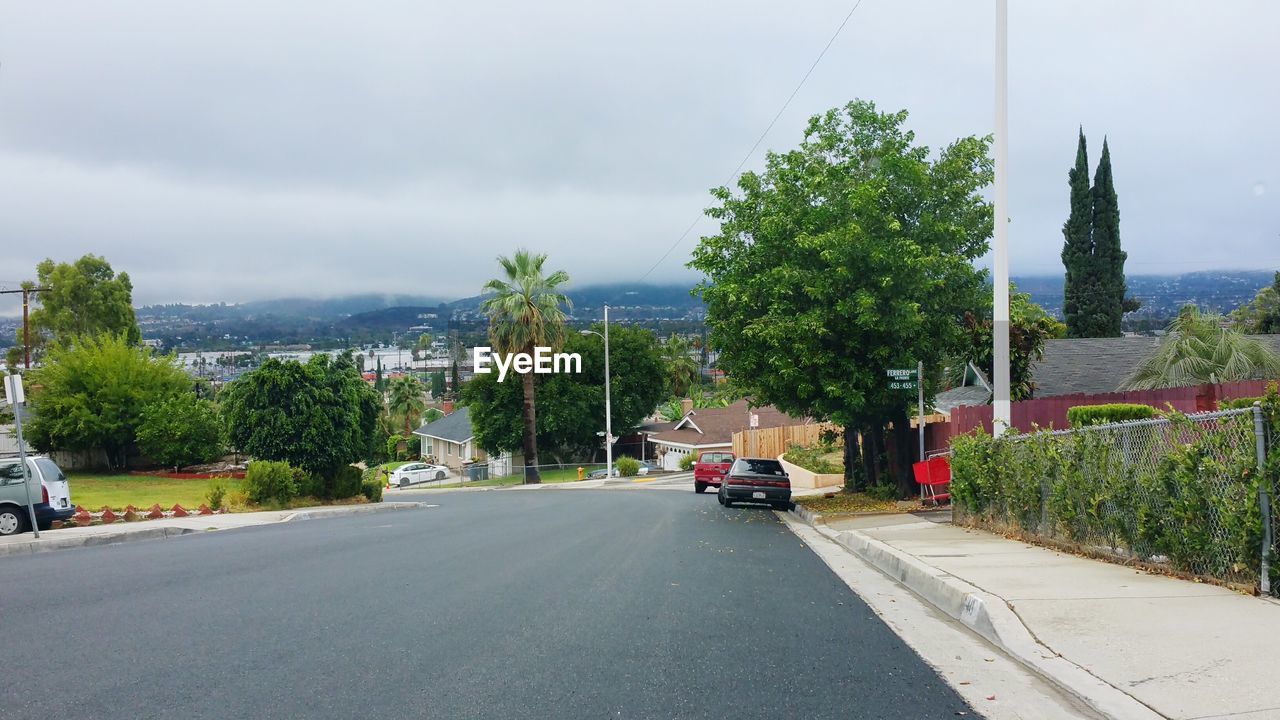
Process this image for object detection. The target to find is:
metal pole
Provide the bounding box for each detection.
[604,305,613,479]
[9,382,40,538]
[23,289,31,369]
[1255,403,1271,594]
[917,360,925,462]
[992,0,1012,437]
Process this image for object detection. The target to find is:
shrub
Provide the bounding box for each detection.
[361,477,384,502]
[678,453,696,472]
[331,465,364,499]
[866,483,897,501]
[206,479,228,510]
[1220,395,1264,410]
[615,456,641,477]
[243,460,299,506]
[137,393,225,469]
[1067,403,1155,427]
[784,444,842,474]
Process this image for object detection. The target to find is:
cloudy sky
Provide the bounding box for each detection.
[1,1,1276,310]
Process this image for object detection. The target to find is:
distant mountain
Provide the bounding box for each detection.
[445,283,702,314]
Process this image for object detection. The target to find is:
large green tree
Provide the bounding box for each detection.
[661,334,700,397]
[136,394,225,470]
[1061,133,1131,338]
[1121,306,1280,389]
[463,325,665,462]
[1061,129,1094,336]
[7,255,141,368]
[220,354,381,482]
[23,334,192,469]
[478,250,571,483]
[690,100,992,496]
[387,375,427,435]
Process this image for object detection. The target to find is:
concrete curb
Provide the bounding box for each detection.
[0,502,431,558]
[787,508,1163,720]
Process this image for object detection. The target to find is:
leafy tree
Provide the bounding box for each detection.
[464,326,665,462]
[136,394,225,469]
[1120,306,1280,389]
[220,354,381,482]
[6,255,141,368]
[954,284,1066,400]
[23,334,192,469]
[661,335,700,397]
[450,359,461,399]
[690,100,992,496]
[387,375,427,435]
[1231,272,1280,334]
[1090,139,1127,337]
[478,250,572,483]
[431,370,447,398]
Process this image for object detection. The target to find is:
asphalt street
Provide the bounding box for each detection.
[0,490,977,719]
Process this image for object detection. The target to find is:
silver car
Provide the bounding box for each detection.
[0,455,74,535]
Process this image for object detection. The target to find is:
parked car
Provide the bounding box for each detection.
[717,457,791,510]
[585,461,654,479]
[693,451,735,494]
[388,462,450,487]
[0,455,74,536]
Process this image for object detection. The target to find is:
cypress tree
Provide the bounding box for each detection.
[1061,129,1093,337]
[1091,138,1125,337]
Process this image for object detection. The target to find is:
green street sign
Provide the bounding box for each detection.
[888,380,918,391]
[886,368,918,380]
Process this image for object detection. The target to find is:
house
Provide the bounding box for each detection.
[411,406,519,476]
[644,399,806,470]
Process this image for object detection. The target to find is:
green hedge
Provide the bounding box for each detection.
[1066,403,1156,427]
[615,456,641,477]
[679,453,696,472]
[951,393,1276,586]
[244,460,300,505]
[1220,395,1264,410]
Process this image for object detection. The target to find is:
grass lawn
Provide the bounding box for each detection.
[69,473,241,511]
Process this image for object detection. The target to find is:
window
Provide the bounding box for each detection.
[0,461,25,484]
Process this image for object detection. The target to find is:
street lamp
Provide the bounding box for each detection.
[580,304,612,479]
[992,0,1012,437]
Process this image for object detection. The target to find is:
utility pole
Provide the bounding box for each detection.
[0,286,51,369]
[992,0,1012,437]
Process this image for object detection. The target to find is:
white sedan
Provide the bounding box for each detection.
[388,462,450,487]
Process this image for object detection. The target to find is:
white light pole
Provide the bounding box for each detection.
[992,0,1012,437]
[4,374,40,538]
[580,304,613,478]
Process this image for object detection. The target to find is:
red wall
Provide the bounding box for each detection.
[947,379,1273,440]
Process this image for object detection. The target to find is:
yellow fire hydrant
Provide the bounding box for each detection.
[577,466,585,481]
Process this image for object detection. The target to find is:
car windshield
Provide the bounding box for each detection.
[733,459,785,476]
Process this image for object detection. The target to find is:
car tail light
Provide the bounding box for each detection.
[42,484,50,504]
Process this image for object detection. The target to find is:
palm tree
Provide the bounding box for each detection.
[388,375,427,435]
[1121,306,1280,390]
[662,335,700,397]
[479,250,571,484]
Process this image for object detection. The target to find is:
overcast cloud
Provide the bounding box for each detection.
[1,1,1277,310]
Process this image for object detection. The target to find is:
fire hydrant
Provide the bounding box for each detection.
[577,466,585,481]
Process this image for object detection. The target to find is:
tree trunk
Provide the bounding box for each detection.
[890,410,915,499]
[521,369,541,483]
[842,425,862,492]
[861,425,880,489]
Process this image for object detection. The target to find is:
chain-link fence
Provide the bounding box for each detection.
[952,407,1273,590]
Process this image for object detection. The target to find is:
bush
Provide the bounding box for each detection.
[1220,395,1265,410]
[784,444,842,474]
[137,393,225,469]
[243,460,299,506]
[1067,403,1156,427]
[866,483,897,501]
[678,453,696,472]
[615,456,641,477]
[361,477,384,502]
[331,465,364,499]
[206,479,228,510]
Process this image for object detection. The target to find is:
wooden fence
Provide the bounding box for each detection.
[733,423,837,458]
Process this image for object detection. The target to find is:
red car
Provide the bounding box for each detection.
[692,451,735,494]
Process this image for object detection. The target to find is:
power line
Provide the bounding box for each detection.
[636,0,867,282]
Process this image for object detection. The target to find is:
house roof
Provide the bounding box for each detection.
[1031,335,1280,397]
[933,385,993,415]
[648,400,806,447]
[412,406,474,443]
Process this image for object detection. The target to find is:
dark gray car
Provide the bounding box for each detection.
[717,457,791,510]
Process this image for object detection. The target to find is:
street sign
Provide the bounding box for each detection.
[749,413,759,428]
[3,374,24,405]
[886,368,918,380]
[888,380,918,391]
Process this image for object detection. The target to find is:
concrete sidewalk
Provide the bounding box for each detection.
[0,501,430,557]
[803,510,1280,720]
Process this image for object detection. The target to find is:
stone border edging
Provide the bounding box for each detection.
[785,506,1164,720]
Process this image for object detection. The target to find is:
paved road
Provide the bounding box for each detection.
[0,491,975,719]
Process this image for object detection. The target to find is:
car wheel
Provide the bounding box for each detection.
[694,482,706,494]
[0,507,27,536]
[436,470,445,480]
